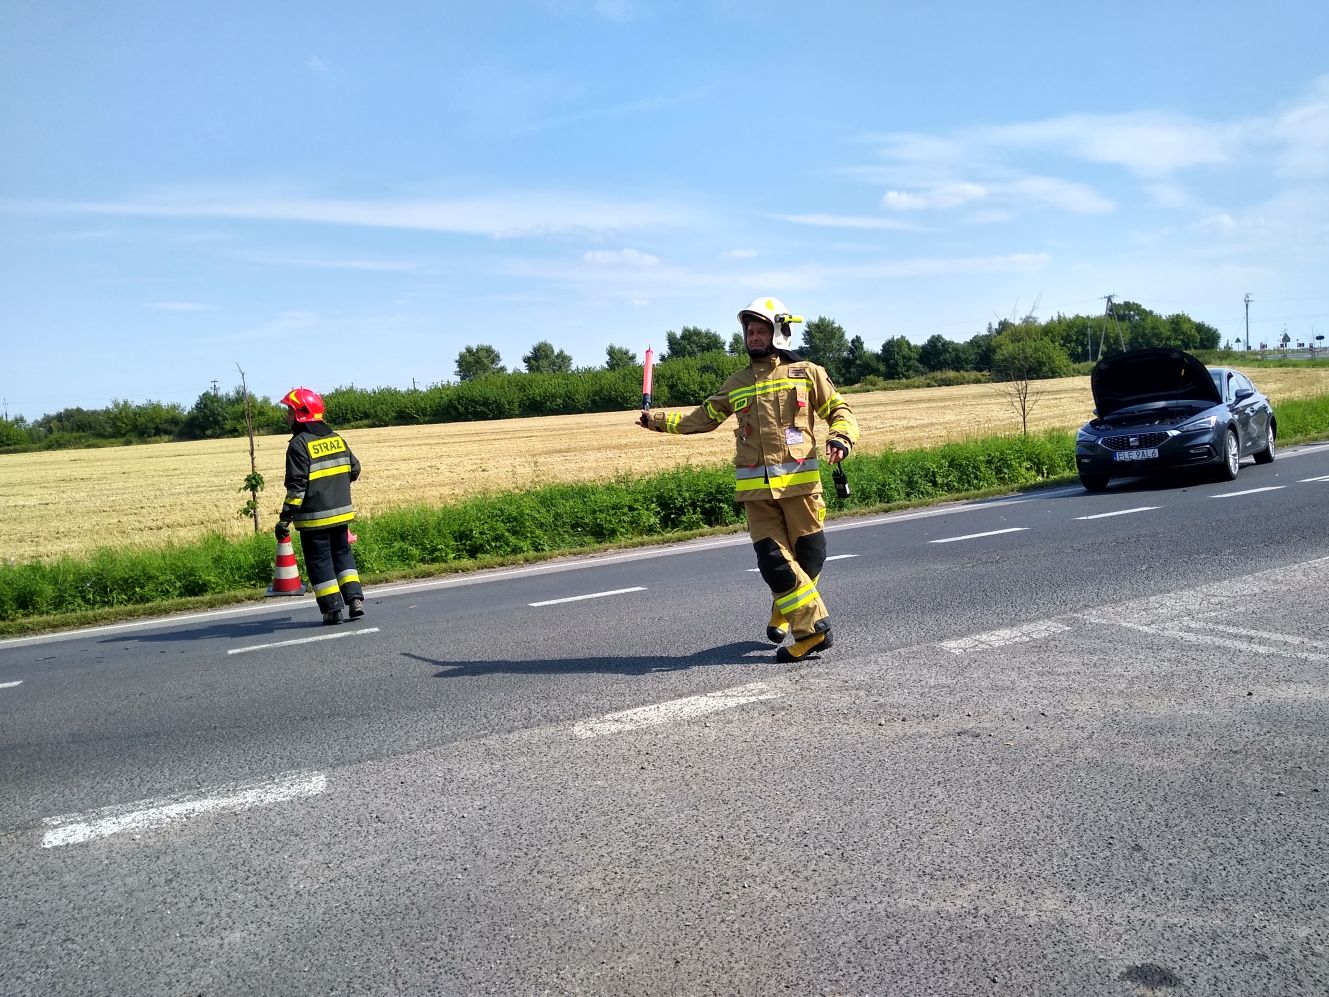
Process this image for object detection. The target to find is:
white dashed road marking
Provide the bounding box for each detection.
[1300,475,1329,483]
[227,627,380,656]
[1,680,22,689]
[929,527,1028,544]
[529,586,646,607]
[573,682,781,739]
[41,770,329,848]
[940,620,1071,654]
[748,553,858,572]
[1211,486,1286,498]
[1075,506,1160,520]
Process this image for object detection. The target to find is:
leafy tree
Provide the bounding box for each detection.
[522,340,573,374]
[727,332,746,356]
[959,331,996,372]
[180,390,229,440]
[799,317,850,382]
[845,335,883,384]
[878,336,923,380]
[918,334,961,373]
[455,344,505,381]
[991,323,1072,435]
[0,416,28,448]
[605,344,637,370]
[663,325,725,360]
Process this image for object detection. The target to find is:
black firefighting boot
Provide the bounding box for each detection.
[322,608,343,626]
[347,598,365,620]
[766,604,788,644]
[775,619,832,663]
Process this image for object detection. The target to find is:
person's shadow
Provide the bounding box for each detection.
[403,640,772,679]
[99,616,312,644]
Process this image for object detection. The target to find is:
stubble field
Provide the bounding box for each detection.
[5,368,1328,563]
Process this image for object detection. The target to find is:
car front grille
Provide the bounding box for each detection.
[1101,432,1170,452]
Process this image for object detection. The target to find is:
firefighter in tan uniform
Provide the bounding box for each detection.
[638,296,859,661]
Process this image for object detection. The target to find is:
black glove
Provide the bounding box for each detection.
[275,520,291,539]
[827,439,851,459]
[638,412,651,429]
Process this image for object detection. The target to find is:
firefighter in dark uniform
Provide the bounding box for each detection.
[276,387,365,625]
[638,296,859,661]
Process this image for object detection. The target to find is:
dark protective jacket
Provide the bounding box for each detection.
[646,351,859,502]
[281,421,361,531]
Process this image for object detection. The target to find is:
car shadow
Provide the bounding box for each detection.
[1087,465,1252,494]
[402,640,773,679]
[99,616,314,644]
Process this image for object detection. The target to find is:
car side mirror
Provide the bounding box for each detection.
[1234,387,1254,402]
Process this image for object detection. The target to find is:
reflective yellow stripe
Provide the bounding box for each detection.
[308,464,351,481]
[734,469,821,492]
[829,420,853,434]
[817,393,846,418]
[776,579,819,612]
[728,378,811,405]
[297,512,355,529]
[704,400,725,423]
[284,495,304,506]
[337,570,360,585]
[665,412,683,434]
[314,580,340,597]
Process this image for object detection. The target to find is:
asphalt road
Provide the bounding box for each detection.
[2,444,1328,995]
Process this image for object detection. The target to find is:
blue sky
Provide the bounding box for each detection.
[2,0,1327,419]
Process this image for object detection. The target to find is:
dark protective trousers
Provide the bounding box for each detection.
[298,525,364,614]
[744,492,830,638]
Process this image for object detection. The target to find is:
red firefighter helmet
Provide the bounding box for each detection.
[280,387,326,423]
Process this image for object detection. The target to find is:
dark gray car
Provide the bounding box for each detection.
[1074,348,1276,492]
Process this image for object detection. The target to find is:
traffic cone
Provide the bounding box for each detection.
[266,531,306,597]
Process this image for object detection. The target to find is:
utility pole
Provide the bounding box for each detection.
[1244,292,1252,351]
[211,379,221,396]
[1098,294,1122,358]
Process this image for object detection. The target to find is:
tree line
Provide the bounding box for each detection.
[0,301,1221,451]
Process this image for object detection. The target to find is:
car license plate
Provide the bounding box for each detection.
[1114,448,1159,462]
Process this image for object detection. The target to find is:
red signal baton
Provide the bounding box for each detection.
[641,345,654,411]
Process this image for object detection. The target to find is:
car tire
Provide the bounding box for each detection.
[1253,423,1276,464]
[1216,429,1241,481]
[1079,472,1109,492]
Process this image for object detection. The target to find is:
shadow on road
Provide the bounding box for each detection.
[403,640,772,678]
[98,615,314,644]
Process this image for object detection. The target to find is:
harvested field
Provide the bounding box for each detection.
[5,367,1328,563]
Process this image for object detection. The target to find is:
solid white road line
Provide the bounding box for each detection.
[41,770,329,848]
[1211,486,1286,498]
[573,682,781,739]
[929,527,1028,544]
[227,627,380,656]
[1300,475,1329,483]
[1185,621,1329,649]
[529,586,645,607]
[1075,506,1160,520]
[0,680,22,689]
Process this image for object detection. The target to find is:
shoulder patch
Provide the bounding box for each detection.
[788,366,808,377]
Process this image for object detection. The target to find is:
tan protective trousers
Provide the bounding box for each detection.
[743,492,830,638]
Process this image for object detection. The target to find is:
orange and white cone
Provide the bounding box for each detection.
[266,532,307,597]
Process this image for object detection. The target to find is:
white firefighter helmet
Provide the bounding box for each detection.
[738,296,801,351]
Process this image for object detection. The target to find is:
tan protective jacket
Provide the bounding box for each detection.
[647,352,859,502]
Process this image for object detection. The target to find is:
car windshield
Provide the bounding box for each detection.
[1210,369,1224,393]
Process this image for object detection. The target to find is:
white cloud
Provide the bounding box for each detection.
[723,249,758,259]
[7,187,702,238]
[781,213,923,231]
[305,56,329,74]
[882,182,987,211]
[582,248,660,266]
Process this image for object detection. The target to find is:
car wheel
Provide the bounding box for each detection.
[1217,429,1241,481]
[1253,423,1276,464]
[1079,472,1109,492]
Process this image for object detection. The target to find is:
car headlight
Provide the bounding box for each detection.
[1176,415,1219,433]
[1076,428,1096,443]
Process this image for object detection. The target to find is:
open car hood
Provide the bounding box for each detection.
[1090,348,1221,418]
